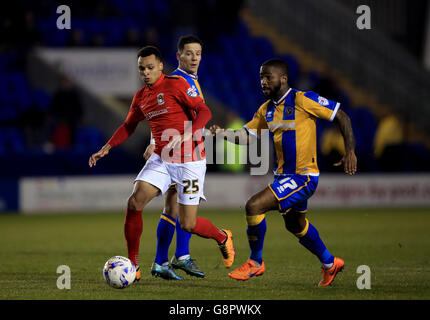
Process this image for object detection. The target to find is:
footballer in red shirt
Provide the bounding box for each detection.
[89,46,235,281]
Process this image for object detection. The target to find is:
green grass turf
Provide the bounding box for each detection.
[0,207,429,300]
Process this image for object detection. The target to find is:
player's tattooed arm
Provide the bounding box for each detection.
[333,109,357,175]
[209,125,255,145]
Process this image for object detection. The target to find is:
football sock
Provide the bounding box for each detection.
[191,216,227,244]
[246,214,267,265]
[154,213,176,265]
[295,218,334,266]
[124,208,143,267]
[175,216,192,258]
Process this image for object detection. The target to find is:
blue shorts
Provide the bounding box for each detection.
[268,175,319,214]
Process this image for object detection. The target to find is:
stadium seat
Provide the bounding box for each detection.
[0,105,19,124]
[74,127,105,152]
[0,128,26,154]
[280,54,301,87]
[252,37,275,59]
[31,89,51,111]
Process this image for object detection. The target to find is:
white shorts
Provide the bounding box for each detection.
[135,153,207,206]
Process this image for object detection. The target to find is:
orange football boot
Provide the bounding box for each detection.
[218,229,235,268]
[318,257,344,287]
[133,265,141,283]
[228,260,265,280]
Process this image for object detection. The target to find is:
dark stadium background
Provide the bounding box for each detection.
[1,0,429,183]
[1,0,430,304]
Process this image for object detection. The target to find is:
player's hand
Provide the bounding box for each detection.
[166,132,193,149]
[333,150,357,175]
[209,125,222,136]
[89,144,111,167]
[143,143,155,160]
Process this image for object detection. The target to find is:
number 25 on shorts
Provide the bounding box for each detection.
[183,179,199,194]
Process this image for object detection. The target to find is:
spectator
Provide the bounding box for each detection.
[374,114,404,159]
[142,27,160,47]
[68,30,85,47]
[49,76,83,149]
[122,28,141,47]
[90,34,105,47]
[320,126,345,172]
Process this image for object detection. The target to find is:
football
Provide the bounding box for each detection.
[103,256,136,289]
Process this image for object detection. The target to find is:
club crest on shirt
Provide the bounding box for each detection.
[187,86,198,98]
[157,93,165,105]
[318,96,329,106]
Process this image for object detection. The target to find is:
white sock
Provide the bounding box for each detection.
[178,254,190,261]
[323,262,333,269]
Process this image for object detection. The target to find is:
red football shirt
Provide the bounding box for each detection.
[107,74,211,163]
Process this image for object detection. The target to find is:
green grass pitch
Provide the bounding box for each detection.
[0,207,429,300]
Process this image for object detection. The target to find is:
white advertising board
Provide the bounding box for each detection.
[19,174,430,214]
[38,48,140,96]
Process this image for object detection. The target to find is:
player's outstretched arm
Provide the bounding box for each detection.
[89,143,112,167]
[209,125,252,145]
[333,109,357,175]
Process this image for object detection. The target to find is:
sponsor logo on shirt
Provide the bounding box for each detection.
[145,108,168,119]
[268,122,295,131]
[187,87,198,98]
[318,96,329,106]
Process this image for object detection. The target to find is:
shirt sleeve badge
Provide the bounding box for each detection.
[187,87,198,98]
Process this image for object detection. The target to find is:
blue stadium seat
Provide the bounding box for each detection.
[74,127,105,152]
[308,71,321,89]
[31,89,51,111]
[0,128,26,154]
[0,105,19,124]
[280,54,301,86]
[103,20,125,46]
[0,53,18,72]
[350,106,377,147]
[234,21,250,39]
[6,72,30,111]
[252,37,274,59]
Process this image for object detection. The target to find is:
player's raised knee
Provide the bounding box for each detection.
[245,196,261,216]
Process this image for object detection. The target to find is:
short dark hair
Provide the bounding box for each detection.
[177,35,203,52]
[261,58,289,77]
[137,45,162,61]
